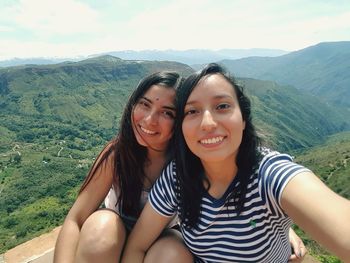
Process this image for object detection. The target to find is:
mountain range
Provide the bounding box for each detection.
[0,54,346,151]
[102,48,288,65]
[0,48,288,68]
[219,41,350,109]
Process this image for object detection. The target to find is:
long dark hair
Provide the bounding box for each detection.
[174,63,261,227]
[80,71,183,217]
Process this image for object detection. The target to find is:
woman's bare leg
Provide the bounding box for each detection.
[144,229,193,263]
[75,210,126,263]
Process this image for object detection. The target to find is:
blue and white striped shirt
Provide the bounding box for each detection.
[149,150,310,263]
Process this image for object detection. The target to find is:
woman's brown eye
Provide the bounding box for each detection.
[163,111,175,118]
[217,103,230,110]
[185,109,197,116]
[139,101,149,108]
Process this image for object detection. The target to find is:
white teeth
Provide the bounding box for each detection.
[200,136,224,144]
[140,126,156,135]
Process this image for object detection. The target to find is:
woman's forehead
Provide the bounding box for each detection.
[188,74,235,100]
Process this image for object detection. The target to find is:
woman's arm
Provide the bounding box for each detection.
[54,148,115,263]
[122,202,172,263]
[281,171,350,262]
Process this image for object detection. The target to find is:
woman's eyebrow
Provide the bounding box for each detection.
[185,99,199,106]
[186,94,233,105]
[142,96,176,111]
[163,105,176,111]
[141,96,152,103]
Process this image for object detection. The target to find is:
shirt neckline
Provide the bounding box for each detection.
[203,171,240,207]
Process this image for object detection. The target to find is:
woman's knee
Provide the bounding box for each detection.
[144,229,193,263]
[76,210,126,260]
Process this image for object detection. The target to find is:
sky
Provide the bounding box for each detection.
[0,0,349,60]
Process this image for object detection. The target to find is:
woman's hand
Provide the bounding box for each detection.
[288,228,307,262]
[122,202,172,263]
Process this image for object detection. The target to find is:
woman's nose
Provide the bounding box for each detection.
[201,110,217,131]
[145,110,158,125]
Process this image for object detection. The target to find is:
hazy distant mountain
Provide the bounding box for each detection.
[103,48,288,65]
[220,41,350,108]
[0,48,288,68]
[0,57,80,67]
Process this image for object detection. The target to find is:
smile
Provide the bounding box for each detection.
[140,126,157,135]
[200,136,224,145]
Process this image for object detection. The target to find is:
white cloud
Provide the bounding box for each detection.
[296,11,350,32]
[255,10,350,50]
[106,0,275,50]
[0,25,13,32]
[0,0,349,59]
[127,0,349,51]
[14,0,103,36]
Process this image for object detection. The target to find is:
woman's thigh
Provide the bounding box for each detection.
[75,209,126,263]
[144,228,193,263]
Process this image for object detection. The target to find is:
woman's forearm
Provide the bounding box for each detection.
[53,219,81,263]
[282,171,350,261]
[121,246,146,263]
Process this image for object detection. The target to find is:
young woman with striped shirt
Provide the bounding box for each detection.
[122,63,350,263]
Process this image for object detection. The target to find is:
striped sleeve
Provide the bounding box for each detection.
[258,150,310,215]
[149,160,178,217]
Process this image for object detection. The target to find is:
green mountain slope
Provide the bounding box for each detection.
[221,41,350,110]
[292,131,350,262]
[241,78,347,150]
[0,55,346,151]
[0,55,193,127]
[295,131,350,199]
[0,56,194,145]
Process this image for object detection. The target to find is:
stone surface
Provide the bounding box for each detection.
[3,227,60,263]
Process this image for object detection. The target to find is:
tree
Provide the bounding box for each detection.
[14,153,21,164]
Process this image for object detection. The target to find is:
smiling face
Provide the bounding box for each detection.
[132,84,176,152]
[182,74,245,164]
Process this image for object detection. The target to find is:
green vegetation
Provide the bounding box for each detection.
[291,131,350,262]
[241,78,347,151]
[0,140,90,251]
[294,131,350,200]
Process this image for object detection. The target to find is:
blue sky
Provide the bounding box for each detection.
[0,0,349,60]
